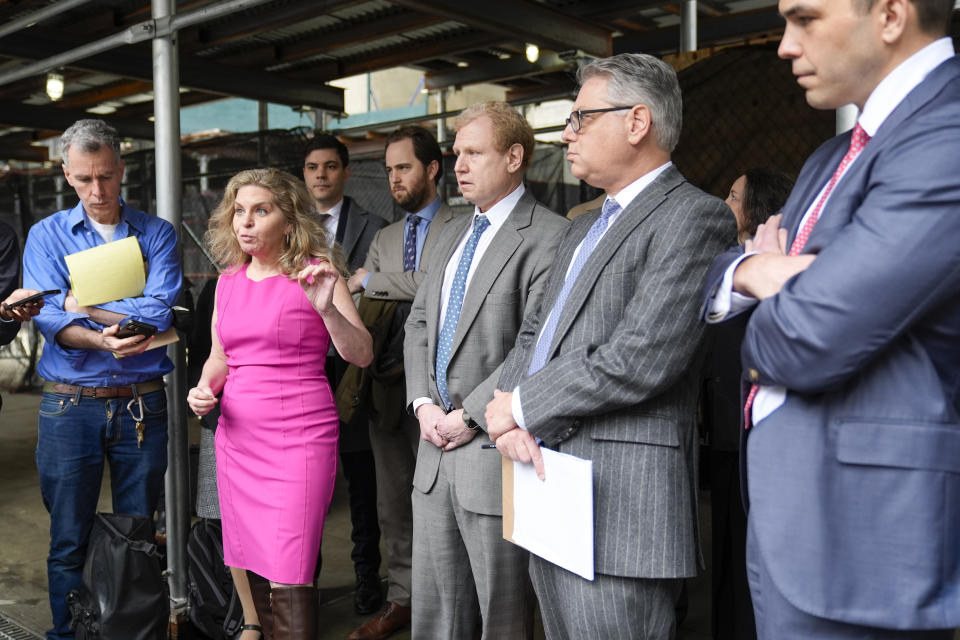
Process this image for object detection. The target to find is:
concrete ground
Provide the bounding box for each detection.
[0,390,713,640]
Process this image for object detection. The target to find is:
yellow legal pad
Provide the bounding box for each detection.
[64,236,146,306]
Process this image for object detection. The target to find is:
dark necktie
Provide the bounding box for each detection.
[403,214,420,272]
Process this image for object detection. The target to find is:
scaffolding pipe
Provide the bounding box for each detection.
[152,0,190,611]
[0,0,97,40]
[681,1,697,53]
[0,0,276,89]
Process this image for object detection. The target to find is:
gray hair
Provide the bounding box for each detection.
[60,119,122,167]
[578,53,682,152]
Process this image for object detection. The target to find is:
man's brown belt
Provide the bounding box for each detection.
[42,378,165,399]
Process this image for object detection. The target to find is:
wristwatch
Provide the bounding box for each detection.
[461,408,481,431]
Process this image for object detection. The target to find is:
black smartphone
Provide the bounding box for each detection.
[2,289,61,311]
[116,318,158,339]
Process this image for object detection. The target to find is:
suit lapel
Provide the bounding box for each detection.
[545,167,680,360]
[340,197,364,259]
[423,204,455,260]
[448,193,532,358]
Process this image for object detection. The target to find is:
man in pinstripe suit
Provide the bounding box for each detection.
[486,54,735,638]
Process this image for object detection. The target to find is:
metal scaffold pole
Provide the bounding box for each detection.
[152,0,190,617]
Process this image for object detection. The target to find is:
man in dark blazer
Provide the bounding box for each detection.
[485,54,734,638]
[404,102,568,639]
[303,133,388,613]
[344,126,459,640]
[701,0,960,637]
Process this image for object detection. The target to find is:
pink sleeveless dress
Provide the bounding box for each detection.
[214,264,338,583]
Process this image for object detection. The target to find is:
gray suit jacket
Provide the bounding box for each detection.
[404,190,568,515]
[702,55,960,629]
[362,204,458,301]
[499,166,735,578]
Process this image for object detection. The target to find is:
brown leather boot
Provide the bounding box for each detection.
[270,585,318,640]
[246,571,274,640]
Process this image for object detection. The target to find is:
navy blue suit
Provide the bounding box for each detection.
[703,55,960,631]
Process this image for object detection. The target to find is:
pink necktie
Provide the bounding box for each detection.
[743,123,871,429]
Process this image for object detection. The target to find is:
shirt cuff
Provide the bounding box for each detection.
[511,386,527,431]
[706,251,759,323]
[361,273,371,289]
[412,397,434,415]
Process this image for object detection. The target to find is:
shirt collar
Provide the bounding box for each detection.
[608,161,673,211]
[68,198,145,234]
[472,183,525,228]
[859,38,955,136]
[319,198,344,219]
[408,195,442,222]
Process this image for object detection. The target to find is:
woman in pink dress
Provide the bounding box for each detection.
[187,168,372,640]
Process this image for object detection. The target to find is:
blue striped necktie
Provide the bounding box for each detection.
[435,215,490,408]
[528,197,621,375]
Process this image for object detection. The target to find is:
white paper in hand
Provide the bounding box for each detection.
[511,448,594,580]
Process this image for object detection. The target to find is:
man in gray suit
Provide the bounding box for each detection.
[404,102,569,639]
[345,125,458,640]
[485,54,735,638]
[303,133,388,613]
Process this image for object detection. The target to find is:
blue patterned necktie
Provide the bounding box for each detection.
[403,214,420,272]
[528,197,622,375]
[435,215,491,409]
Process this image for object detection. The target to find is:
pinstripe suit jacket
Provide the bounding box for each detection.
[404,190,569,515]
[499,166,735,578]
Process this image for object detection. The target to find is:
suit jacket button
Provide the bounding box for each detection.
[748,368,759,382]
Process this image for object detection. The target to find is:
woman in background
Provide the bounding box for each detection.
[704,167,793,640]
[188,168,372,640]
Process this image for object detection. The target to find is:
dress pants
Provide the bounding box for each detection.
[529,554,681,640]
[368,407,419,606]
[710,449,756,640]
[339,446,382,577]
[411,450,534,640]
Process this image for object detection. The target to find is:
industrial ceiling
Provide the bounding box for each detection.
[0,0,791,162]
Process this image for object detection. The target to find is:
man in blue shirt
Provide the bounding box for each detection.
[345,125,458,640]
[22,119,181,640]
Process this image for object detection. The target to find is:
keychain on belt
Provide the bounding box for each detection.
[127,386,146,448]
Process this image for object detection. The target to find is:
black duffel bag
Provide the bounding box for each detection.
[67,512,169,639]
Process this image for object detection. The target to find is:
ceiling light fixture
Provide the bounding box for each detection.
[46,71,64,101]
[525,43,539,63]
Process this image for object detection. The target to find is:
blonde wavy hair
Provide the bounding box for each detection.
[205,168,347,277]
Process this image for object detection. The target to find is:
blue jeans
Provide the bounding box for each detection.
[35,389,168,640]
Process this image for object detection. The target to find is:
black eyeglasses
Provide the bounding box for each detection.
[565,106,634,133]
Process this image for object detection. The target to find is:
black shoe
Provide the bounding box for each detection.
[353,571,383,615]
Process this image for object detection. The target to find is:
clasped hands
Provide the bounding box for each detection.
[416,404,477,451]
[734,213,816,300]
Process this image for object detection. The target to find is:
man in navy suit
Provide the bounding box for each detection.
[703,1,960,638]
